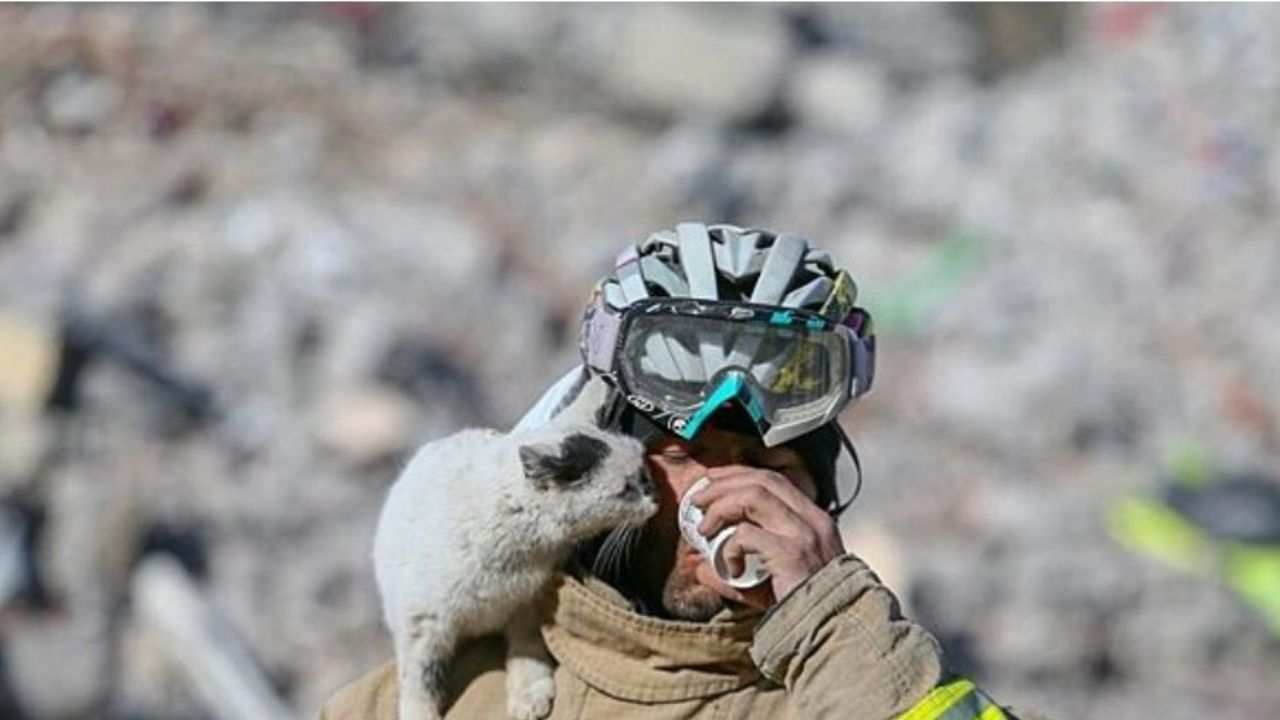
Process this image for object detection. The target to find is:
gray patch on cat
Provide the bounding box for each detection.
[420,660,447,699]
[519,433,610,488]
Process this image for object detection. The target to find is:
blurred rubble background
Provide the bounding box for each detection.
[2,3,1280,719]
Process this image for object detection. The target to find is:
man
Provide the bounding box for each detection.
[323,223,1032,719]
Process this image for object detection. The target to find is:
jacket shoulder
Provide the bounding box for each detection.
[320,635,509,720]
[320,661,399,720]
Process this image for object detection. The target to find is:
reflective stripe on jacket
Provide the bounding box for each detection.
[900,677,1009,720]
[321,554,1037,719]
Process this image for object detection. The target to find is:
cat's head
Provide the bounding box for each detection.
[517,424,657,539]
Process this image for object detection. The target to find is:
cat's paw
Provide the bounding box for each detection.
[506,674,555,720]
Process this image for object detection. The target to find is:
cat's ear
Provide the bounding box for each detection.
[519,442,562,489]
[519,433,610,489]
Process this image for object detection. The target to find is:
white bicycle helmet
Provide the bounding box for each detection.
[580,222,876,451]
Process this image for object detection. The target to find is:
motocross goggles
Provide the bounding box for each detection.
[581,296,876,447]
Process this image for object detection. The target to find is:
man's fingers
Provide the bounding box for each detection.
[686,463,846,602]
[723,523,831,599]
[693,560,773,609]
[719,524,786,605]
[721,523,784,576]
[700,466,832,530]
[702,465,812,509]
[695,469,836,540]
[693,562,745,602]
[697,484,812,539]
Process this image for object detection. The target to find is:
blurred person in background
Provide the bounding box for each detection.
[323,224,1039,720]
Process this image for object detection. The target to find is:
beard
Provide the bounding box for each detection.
[659,546,728,621]
[585,524,728,621]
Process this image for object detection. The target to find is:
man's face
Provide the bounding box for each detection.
[639,426,817,621]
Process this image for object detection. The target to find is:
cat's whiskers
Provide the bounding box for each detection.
[593,524,643,584]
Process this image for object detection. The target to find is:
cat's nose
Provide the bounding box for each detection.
[632,469,654,498]
[620,476,652,502]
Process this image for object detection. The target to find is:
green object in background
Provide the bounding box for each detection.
[1107,495,1217,575]
[1222,545,1280,635]
[1163,438,1211,488]
[1107,467,1280,637]
[862,228,989,336]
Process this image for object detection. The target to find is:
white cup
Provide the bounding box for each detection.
[677,477,770,589]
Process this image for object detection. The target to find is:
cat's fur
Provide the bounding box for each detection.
[374,381,655,720]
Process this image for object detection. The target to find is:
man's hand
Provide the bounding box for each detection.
[690,464,845,609]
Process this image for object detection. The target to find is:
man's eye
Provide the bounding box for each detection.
[662,449,692,463]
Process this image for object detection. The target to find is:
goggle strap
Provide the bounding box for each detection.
[601,386,630,429]
[832,422,863,516]
[581,294,623,374]
[852,334,876,397]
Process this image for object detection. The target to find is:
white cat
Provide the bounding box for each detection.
[373,407,656,720]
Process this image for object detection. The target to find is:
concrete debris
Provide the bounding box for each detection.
[606,5,791,123]
[0,411,50,494]
[39,71,121,134]
[131,556,298,720]
[787,54,890,136]
[0,181,32,238]
[313,383,419,467]
[4,594,115,719]
[0,505,28,605]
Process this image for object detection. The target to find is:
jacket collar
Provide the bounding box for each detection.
[541,573,763,703]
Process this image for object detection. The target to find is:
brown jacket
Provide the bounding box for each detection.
[318,554,997,719]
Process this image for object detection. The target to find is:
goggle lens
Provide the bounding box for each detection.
[618,309,851,437]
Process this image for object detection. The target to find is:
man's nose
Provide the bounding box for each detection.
[700,447,748,468]
[682,458,710,479]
